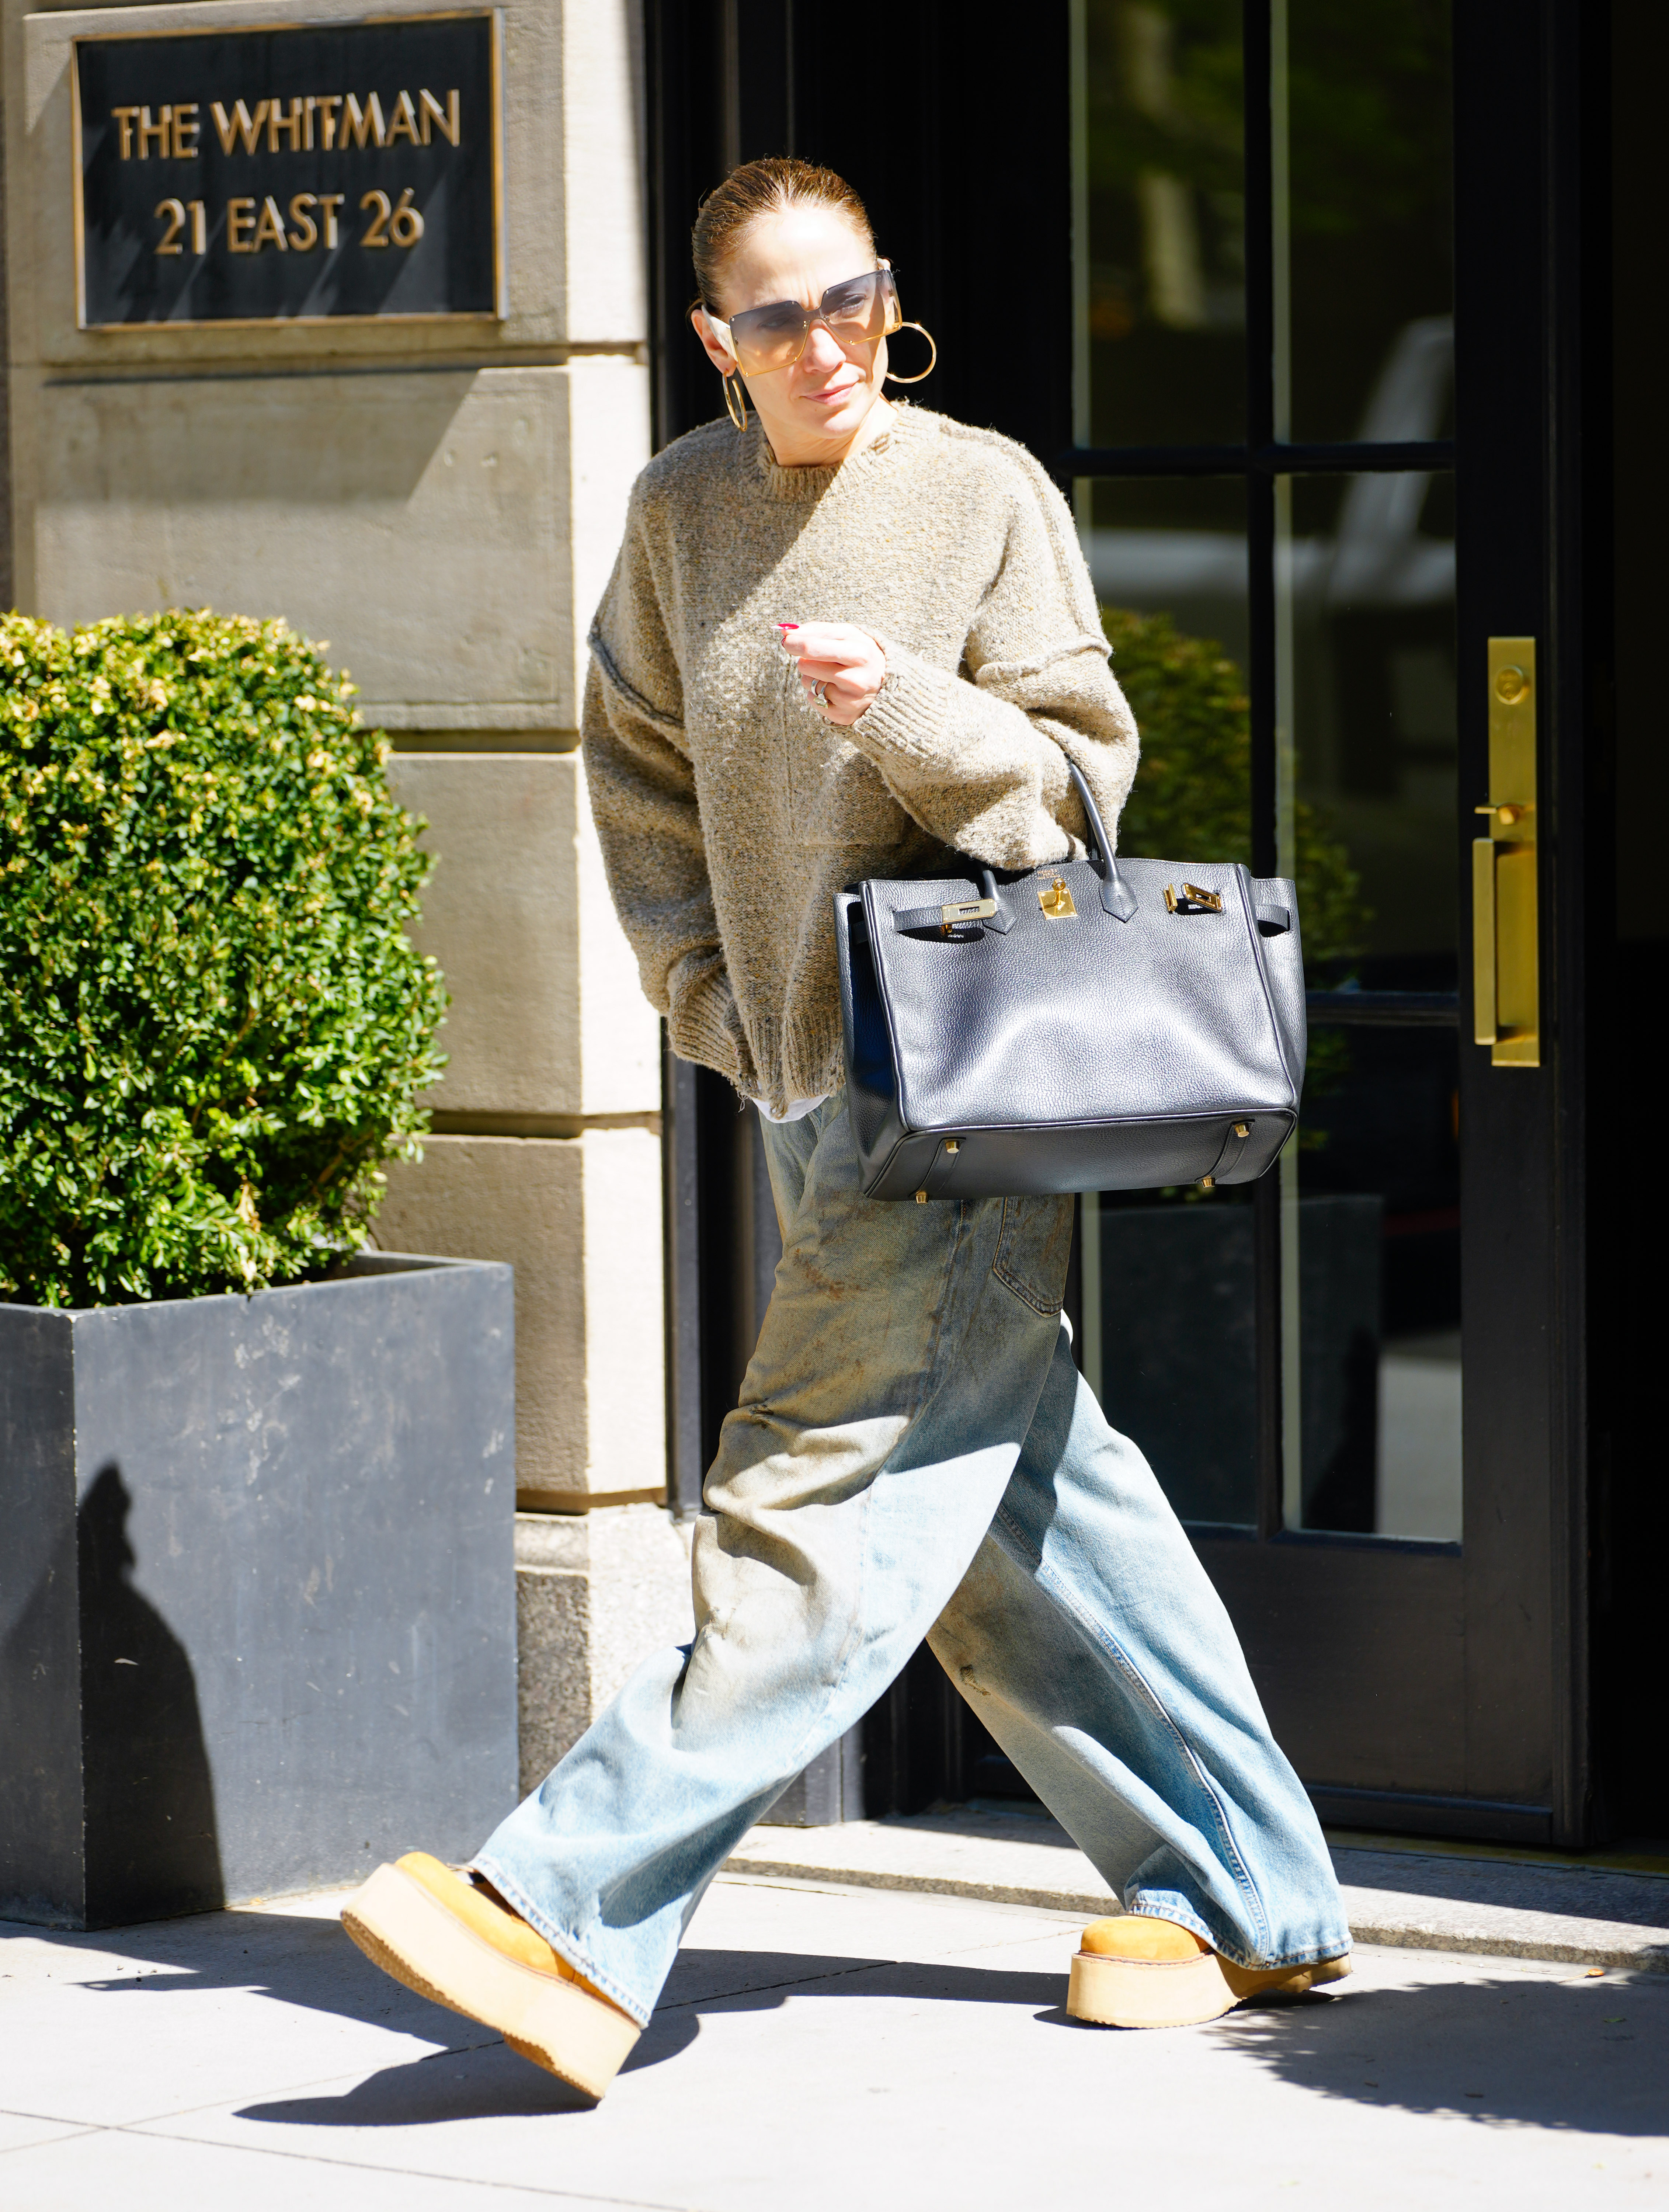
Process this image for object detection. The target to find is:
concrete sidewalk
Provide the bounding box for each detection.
[4,1868,1668,2209]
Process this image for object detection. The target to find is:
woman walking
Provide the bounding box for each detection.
[342,157,1353,2096]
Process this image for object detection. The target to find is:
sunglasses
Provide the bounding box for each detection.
[704,260,903,377]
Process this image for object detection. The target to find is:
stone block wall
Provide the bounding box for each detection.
[1,0,689,1820]
[515,1508,693,1796]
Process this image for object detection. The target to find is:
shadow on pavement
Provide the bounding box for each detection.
[233,1949,1066,2128]
[25,1906,481,2044]
[240,2040,606,2126]
[1211,1970,1669,2136]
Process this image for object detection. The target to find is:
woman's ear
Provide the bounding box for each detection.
[690,307,735,374]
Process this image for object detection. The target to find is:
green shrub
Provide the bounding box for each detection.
[1104,604,1367,965]
[0,610,447,1308]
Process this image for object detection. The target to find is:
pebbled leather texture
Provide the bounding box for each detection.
[835,852,1307,1201]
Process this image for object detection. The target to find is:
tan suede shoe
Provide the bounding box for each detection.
[1067,1912,1353,2028]
[341,1853,640,2097]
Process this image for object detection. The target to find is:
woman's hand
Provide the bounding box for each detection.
[778,622,886,728]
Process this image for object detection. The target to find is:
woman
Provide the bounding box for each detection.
[342,158,1353,2097]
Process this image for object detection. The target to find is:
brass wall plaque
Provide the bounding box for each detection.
[72,13,503,328]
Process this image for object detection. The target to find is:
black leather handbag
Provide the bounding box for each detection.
[833,761,1306,1201]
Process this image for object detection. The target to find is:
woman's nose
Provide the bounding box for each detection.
[799,321,847,373]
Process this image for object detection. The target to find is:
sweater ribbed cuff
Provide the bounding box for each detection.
[667,968,754,1093]
[848,639,956,764]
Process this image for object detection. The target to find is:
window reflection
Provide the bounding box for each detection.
[1279,470,1461,1541]
[1283,460,1457,962]
[1071,0,1462,1546]
[1293,1033,1461,1538]
[1280,0,1454,443]
[1077,0,1453,453]
[1080,474,1248,665]
[1078,0,1246,447]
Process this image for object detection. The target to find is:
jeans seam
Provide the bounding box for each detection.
[990,1500,1273,1959]
[893,1194,970,1427]
[991,1256,1063,1316]
[991,1196,1066,1315]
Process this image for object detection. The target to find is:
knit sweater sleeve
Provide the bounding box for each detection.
[581,502,757,1092]
[848,444,1139,869]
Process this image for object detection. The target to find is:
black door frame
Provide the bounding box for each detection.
[1067,0,1595,1849]
[646,0,1624,1847]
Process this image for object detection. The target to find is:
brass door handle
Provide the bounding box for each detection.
[1472,639,1539,1068]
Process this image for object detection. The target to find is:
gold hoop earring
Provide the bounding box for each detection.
[722,371,748,433]
[884,321,938,386]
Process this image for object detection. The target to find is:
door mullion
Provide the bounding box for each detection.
[1243,0,1283,1540]
[1540,0,1596,1847]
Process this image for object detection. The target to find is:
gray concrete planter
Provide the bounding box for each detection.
[0,1253,516,1929]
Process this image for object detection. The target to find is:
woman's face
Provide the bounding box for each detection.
[692,203,888,465]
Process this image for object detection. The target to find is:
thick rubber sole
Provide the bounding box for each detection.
[340,1863,640,2097]
[1068,1947,1352,2030]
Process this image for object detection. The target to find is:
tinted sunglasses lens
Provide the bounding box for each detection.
[730,300,809,374]
[821,271,888,340]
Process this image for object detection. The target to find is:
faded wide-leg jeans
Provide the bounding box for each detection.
[476,1093,1351,2027]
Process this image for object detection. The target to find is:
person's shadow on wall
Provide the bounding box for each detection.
[78,1463,224,1926]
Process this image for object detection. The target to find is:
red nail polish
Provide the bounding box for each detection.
[778,622,799,630]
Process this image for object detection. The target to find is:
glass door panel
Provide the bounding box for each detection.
[1278,466,1460,1539]
[1079,0,1246,446]
[1290,1024,1461,1536]
[1078,473,1249,665]
[1280,467,1459,963]
[1280,0,1454,444]
[1074,1,1463,1549]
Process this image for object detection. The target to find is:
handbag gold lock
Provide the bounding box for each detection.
[1038,876,1077,919]
[938,897,997,934]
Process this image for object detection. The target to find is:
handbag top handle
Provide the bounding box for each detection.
[1065,758,1137,922]
[890,755,1138,938]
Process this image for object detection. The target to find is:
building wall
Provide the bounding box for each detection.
[1,0,692,1809]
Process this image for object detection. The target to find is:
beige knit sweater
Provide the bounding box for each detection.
[582,402,1141,1113]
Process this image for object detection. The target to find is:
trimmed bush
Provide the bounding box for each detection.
[0,610,446,1308]
[1104,605,1367,965]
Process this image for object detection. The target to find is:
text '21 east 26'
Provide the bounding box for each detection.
[105,93,462,258]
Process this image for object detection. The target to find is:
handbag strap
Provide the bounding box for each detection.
[893,868,1017,936]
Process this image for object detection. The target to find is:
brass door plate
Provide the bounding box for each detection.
[1473,637,1540,1068]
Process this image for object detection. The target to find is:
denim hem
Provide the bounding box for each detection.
[469,1856,654,2029]
[1125,1899,1216,1950]
[1125,1899,1353,1973]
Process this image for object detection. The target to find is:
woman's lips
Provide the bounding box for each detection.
[804,382,859,406]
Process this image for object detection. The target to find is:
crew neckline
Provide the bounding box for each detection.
[753,402,926,501]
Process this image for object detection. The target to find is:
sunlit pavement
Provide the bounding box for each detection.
[3,1873,1666,2209]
